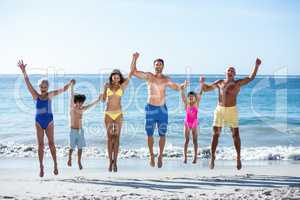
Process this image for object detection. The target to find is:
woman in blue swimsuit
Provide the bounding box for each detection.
[18,60,74,177]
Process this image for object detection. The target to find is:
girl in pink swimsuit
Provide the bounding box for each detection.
[180,81,202,164]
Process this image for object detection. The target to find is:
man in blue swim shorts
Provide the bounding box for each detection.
[132,52,187,168]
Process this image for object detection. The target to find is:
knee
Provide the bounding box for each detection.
[193,138,198,145]
[48,141,55,148]
[232,133,240,140]
[185,137,190,144]
[38,142,44,149]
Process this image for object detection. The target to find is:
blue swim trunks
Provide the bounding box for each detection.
[145,104,168,137]
[70,128,86,149]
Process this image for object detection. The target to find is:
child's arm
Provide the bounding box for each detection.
[180,80,189,108]
[197,76,205,106]
[82,94,103,112]
[17,60,39,99]
[48,79,74,98]
[69,80,75,109]
[121,52,139,90]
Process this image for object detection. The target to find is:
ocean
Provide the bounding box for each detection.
[0,74,299,161]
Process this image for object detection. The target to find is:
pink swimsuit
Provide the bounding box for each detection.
[184,105,199,129]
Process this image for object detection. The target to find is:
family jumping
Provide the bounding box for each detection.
[17,53,262,177]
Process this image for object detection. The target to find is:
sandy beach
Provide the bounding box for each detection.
[0,158,299,200]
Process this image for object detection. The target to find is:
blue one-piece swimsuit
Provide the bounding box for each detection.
[35,97,53,129]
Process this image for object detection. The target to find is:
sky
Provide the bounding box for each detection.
[0,0,299,75]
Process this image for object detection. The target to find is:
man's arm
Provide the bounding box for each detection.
[237,58,261,86]
[121,52,139,89]
[82,94,103,112]
[131,52,152,81]
[166,77,186,91]
[200,76,221,92]
[48,79,74,98]
[17,60,39,99]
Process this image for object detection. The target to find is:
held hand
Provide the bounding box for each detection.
[17,60,27,72]
[132,52,140,60]
[199,76,205,84]
[256,58,262,66]
[180,80,189,89]
[70,79,76,85]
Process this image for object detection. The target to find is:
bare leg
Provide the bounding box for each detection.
[147,136,155,167]
[105,115,114,172]
[35,123,45,177]
[231,127,242,170]
[113,118,122,172]
[45,123,58,175]
[183,126,190,164]
[68,148,73,167]
[209,126,221,170]
[192,128,198,164]
[78,149,83,170]
[157,136,166,168]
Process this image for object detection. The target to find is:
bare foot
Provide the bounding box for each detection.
[157,155,163,168]
[183,157,187,164]
[109,160,113,172]
[78,162,83,170]
[113,162,118,172]
[192,157,197,164]
[209,155,215,170]
[150,155,155,167]
[53,165,58,175]
[39,165,44,178]
[237,158,242,170]
[67,159,72,167]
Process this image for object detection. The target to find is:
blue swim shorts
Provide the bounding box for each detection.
[70,128,86,149]
[145,104,168,137]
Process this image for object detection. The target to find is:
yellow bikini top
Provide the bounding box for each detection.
[106,87,123,97]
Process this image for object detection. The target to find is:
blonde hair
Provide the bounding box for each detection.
[37,78,49,87]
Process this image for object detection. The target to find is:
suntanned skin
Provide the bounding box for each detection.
[68,80,102,169]
[101,54,135,172]
[132,52,186,168]
[201,58,262,170]
[18,60,73,177]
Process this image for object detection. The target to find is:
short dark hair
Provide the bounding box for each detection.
[109,69,125,85]
[188,91,197,98]
[74,94,86,103]
[153,58,164,66]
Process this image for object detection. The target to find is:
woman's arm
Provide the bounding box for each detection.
[48,79,74,98]
[121,52,139,90]
[101,83,109,102]
[17,60,39,99]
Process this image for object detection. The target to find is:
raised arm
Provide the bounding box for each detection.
[48,79,74,98]
[180,80,189,108]
[237,58,261,86]
[17,60,39,99]
[121,52,139,90]
[69,80,76,109]
[131,53,152,81]
[82,94,103,112]
[166,77,188,91]
[201,76,222,92]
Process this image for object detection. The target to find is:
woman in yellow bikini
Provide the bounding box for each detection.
[101,53,138,172]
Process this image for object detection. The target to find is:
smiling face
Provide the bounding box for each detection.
[188,93,197,104]
[112,74,121,84]
[154,59,164,74]
[226,67,236,80]
[39,80,49,94]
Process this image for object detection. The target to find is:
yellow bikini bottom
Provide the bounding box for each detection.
[105,111,123,120]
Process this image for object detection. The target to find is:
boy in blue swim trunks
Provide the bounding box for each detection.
[132,52,187,168]
[68,80,103,169]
